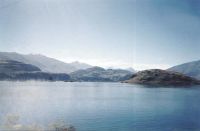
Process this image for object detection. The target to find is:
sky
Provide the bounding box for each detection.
[1,0,200,70]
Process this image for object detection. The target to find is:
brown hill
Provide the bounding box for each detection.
[124,69,200,86]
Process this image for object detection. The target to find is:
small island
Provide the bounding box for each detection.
[124,69,200,86]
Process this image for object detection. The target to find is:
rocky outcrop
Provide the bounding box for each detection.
[124,69,200,86]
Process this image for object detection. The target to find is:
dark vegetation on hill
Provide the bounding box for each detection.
[124,69,200,86]
[0,60,70,81]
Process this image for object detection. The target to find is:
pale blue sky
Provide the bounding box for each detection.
[1,0,200,70]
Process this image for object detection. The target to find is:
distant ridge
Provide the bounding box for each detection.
[70,66,133,82]
[168,60,200,79]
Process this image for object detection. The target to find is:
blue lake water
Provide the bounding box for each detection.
[0,81,200,131]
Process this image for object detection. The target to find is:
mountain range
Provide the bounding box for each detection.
[0,52,134,81]
[1,51,200,84]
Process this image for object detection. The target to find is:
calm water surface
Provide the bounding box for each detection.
[0,81,200,131]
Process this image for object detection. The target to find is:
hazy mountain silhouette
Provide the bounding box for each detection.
[0,52,92,73]
[168,60,200,79]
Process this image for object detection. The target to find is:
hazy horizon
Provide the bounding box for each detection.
[1,0,200,70]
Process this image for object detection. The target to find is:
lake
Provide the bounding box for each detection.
[0,81,200,131]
